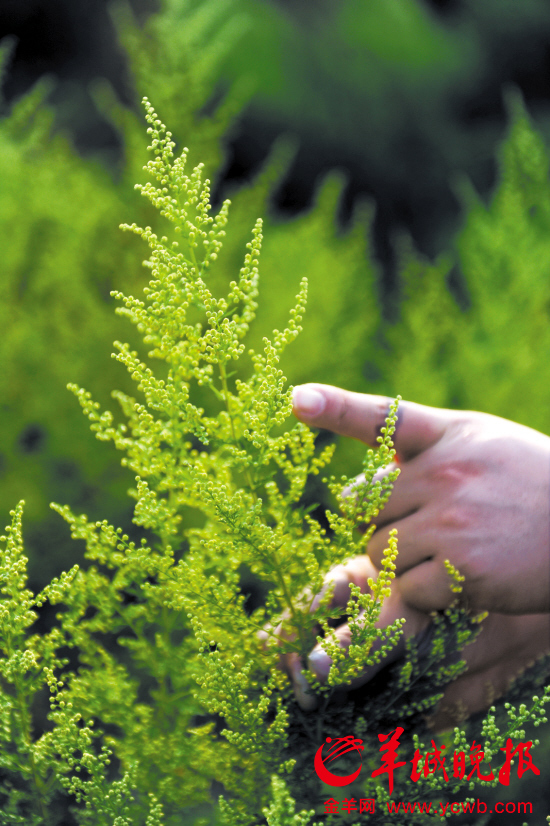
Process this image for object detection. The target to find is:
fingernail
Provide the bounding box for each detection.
[308,648,332,682]
[291,663,318,711]
[292,386,326,417]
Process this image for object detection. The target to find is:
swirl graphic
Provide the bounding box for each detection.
[314,736,364,787]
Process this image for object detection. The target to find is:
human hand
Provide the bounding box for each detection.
[288,383,550,725]
[292,384,550,615]
[284,555,549,730]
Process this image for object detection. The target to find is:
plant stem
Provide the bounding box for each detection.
[218,359,259,504]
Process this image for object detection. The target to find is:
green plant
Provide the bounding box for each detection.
[382,92,550,433]
[0,0,248,585]
[0,0,379,584]
[1,98,549,826]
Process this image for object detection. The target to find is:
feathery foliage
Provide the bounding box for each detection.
[0,98,548,826]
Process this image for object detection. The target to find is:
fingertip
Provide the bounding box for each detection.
[293,384,394,446]
[290,660,318,711]
[308,648,332,682]
[292,385,327,419]
[295,384,450,457]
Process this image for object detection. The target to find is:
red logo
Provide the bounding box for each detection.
[314,736,364,787]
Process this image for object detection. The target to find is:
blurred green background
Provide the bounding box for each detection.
[2,1,550,821]
[0,0,550,572]
[2,0,550,578]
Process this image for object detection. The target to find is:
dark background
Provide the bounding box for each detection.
[3,0,550,295]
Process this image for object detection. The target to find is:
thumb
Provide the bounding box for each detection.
[292,383,450,460]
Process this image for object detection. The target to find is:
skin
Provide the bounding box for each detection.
[287,383,550,729]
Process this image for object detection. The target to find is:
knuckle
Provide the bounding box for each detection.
[436,503,471,533]
[335,392,353,427]
[425,457,482,489]
[427,460,465,486]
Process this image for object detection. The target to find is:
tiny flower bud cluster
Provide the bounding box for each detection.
[1,98,548,825]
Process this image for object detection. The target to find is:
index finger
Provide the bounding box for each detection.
[292,384,451,460]
[308,556,379,614]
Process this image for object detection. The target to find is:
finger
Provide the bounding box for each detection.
[396,560,459,612]
[287,557,380,708]
[367,508,436,575]
[309,556,379,614]
[342,464,399,499]
[287,651,319,710]
[272,558,379,674]
[450,612,550,677]
[292,384,450,460]
[292,591,430,709]
[343,463,425,529]
[429,613,550,731]
[368,519,460,611]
